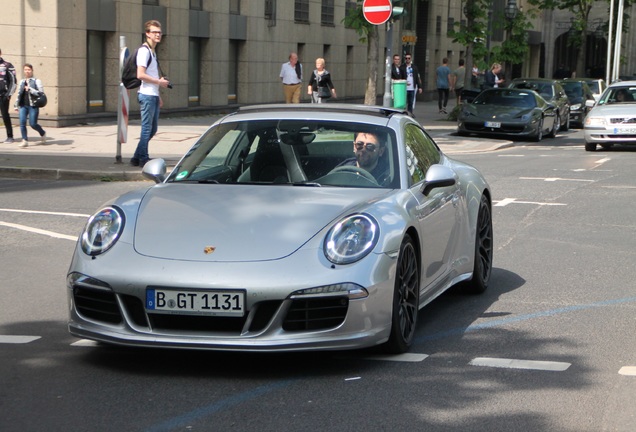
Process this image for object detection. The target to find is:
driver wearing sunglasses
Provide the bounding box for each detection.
[337,131,390,185]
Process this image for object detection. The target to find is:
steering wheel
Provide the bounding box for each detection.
[328,165,378,184]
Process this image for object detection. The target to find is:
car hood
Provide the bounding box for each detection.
[590,103,636,117]
[132,184,391,262]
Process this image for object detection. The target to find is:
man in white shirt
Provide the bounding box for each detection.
[130,20,171,167]
[280,52,302,103]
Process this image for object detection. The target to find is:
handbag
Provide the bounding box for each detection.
[314,70,331,99]
[32,92,47,108]
[318,86,331,99]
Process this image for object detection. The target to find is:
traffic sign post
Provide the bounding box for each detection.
[116,36,129,164]
[362,0,392,25]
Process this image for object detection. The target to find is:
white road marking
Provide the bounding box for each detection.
[345,377,362,381]
[0,221,78,241]
[519,177,594,183]
[498,154,525,157]
[0,208,90,218]
[362,353,429,362]
[493,198,566,207]
[594,157,611,167]
[469,357,571,371]
[619,366,636,376]
[0,335,41,344]
[71,339,100,347]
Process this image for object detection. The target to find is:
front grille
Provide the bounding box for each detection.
[283,296,349,331]
[610,117,636,124]
[73,286,122,324]
[145,300,283,335]
[463,122,524,134]
[148,313,248,334]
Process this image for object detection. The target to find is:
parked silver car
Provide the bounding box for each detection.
[67,104,493,353]
[584,80,636,151]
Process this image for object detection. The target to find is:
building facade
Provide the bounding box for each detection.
[0,0,632,127]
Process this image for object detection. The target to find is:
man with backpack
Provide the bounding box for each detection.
[0,48,17,143]
[129,20,171,168]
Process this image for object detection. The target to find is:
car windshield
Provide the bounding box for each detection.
[586,81,600,94]
[512,82,553,99]
[603,87,636,104]
[166,119,399,189]
[473,90,537,108]
[562,82,584,101]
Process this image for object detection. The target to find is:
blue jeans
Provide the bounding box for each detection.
[133,93,160,162]
[19,106,45,140]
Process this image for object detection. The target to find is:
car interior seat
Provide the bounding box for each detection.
[239,130,289,183]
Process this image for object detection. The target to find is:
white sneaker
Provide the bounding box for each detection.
[19,140,28,148]
[40,133,46,144]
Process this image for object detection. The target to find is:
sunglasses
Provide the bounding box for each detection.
[354,141,379,152]
[405,57,411,60]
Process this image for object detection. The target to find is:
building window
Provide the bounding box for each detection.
[87,31,105,113]
[265,0,276,26]
[321,0,334,26]
[294,0,309,23]
[189,0,202,10]
[436,16,442,36]
[230,0,240,15]
[188,38,201,106]
[344,1,356,29]
[143,0,159,5]
[447,17,454,36]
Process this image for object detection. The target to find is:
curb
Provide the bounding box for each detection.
[0,166,148,182]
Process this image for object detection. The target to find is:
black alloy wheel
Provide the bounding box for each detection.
[463,194,493,294]
[385,235,420,354]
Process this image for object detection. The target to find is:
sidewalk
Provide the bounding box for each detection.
[0,100,512,181]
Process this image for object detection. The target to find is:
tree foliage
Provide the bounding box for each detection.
[342,0,381,105]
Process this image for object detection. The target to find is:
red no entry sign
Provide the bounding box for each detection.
[363,0,392,25]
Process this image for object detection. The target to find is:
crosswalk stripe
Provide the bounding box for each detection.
[469,357,571,371]
[0,335,41,344]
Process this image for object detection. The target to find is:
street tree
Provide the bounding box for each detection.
[343,1,380,105]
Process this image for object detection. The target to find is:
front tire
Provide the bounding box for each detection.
[585,142,597,151]
[384,235,420,354]
[560,110,570,131]
[533,118,544,142]
[463,194,493,294]
[547,114,559,138]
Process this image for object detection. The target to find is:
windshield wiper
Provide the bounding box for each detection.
[292,182,322,187]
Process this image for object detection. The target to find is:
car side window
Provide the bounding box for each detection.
[404,124,441,187]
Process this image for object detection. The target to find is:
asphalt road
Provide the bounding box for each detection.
[1,128,636,431]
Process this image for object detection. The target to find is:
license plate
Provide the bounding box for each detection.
[146,288,245,317]
[485,121,501,128]
[615,128,636,134]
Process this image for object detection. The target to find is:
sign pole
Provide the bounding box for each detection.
[383,21,393,107]
[116,35,130,164]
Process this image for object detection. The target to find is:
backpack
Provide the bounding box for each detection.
[0,59,16,97]
[121,45,152,89]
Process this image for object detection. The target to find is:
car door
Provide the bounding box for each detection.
[404,124,461,298]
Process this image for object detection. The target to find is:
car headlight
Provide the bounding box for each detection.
[585,116,606,127]
[570,103,582,111]
[324,214,379,264]
[80,206,125,256]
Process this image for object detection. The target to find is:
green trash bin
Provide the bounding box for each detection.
[392,79,407,109]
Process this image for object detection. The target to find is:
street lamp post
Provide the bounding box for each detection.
[503,0,518,82]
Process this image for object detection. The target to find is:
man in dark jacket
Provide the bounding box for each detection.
[400,54,423,117]
[391,54,405,80]
[0,48,17,143]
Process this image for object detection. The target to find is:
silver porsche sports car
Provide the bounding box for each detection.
[68,104,492,354]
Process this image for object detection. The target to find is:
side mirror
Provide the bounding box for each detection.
[585,99,596,108]
[420,164,457,196]
[142,158,167,183]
